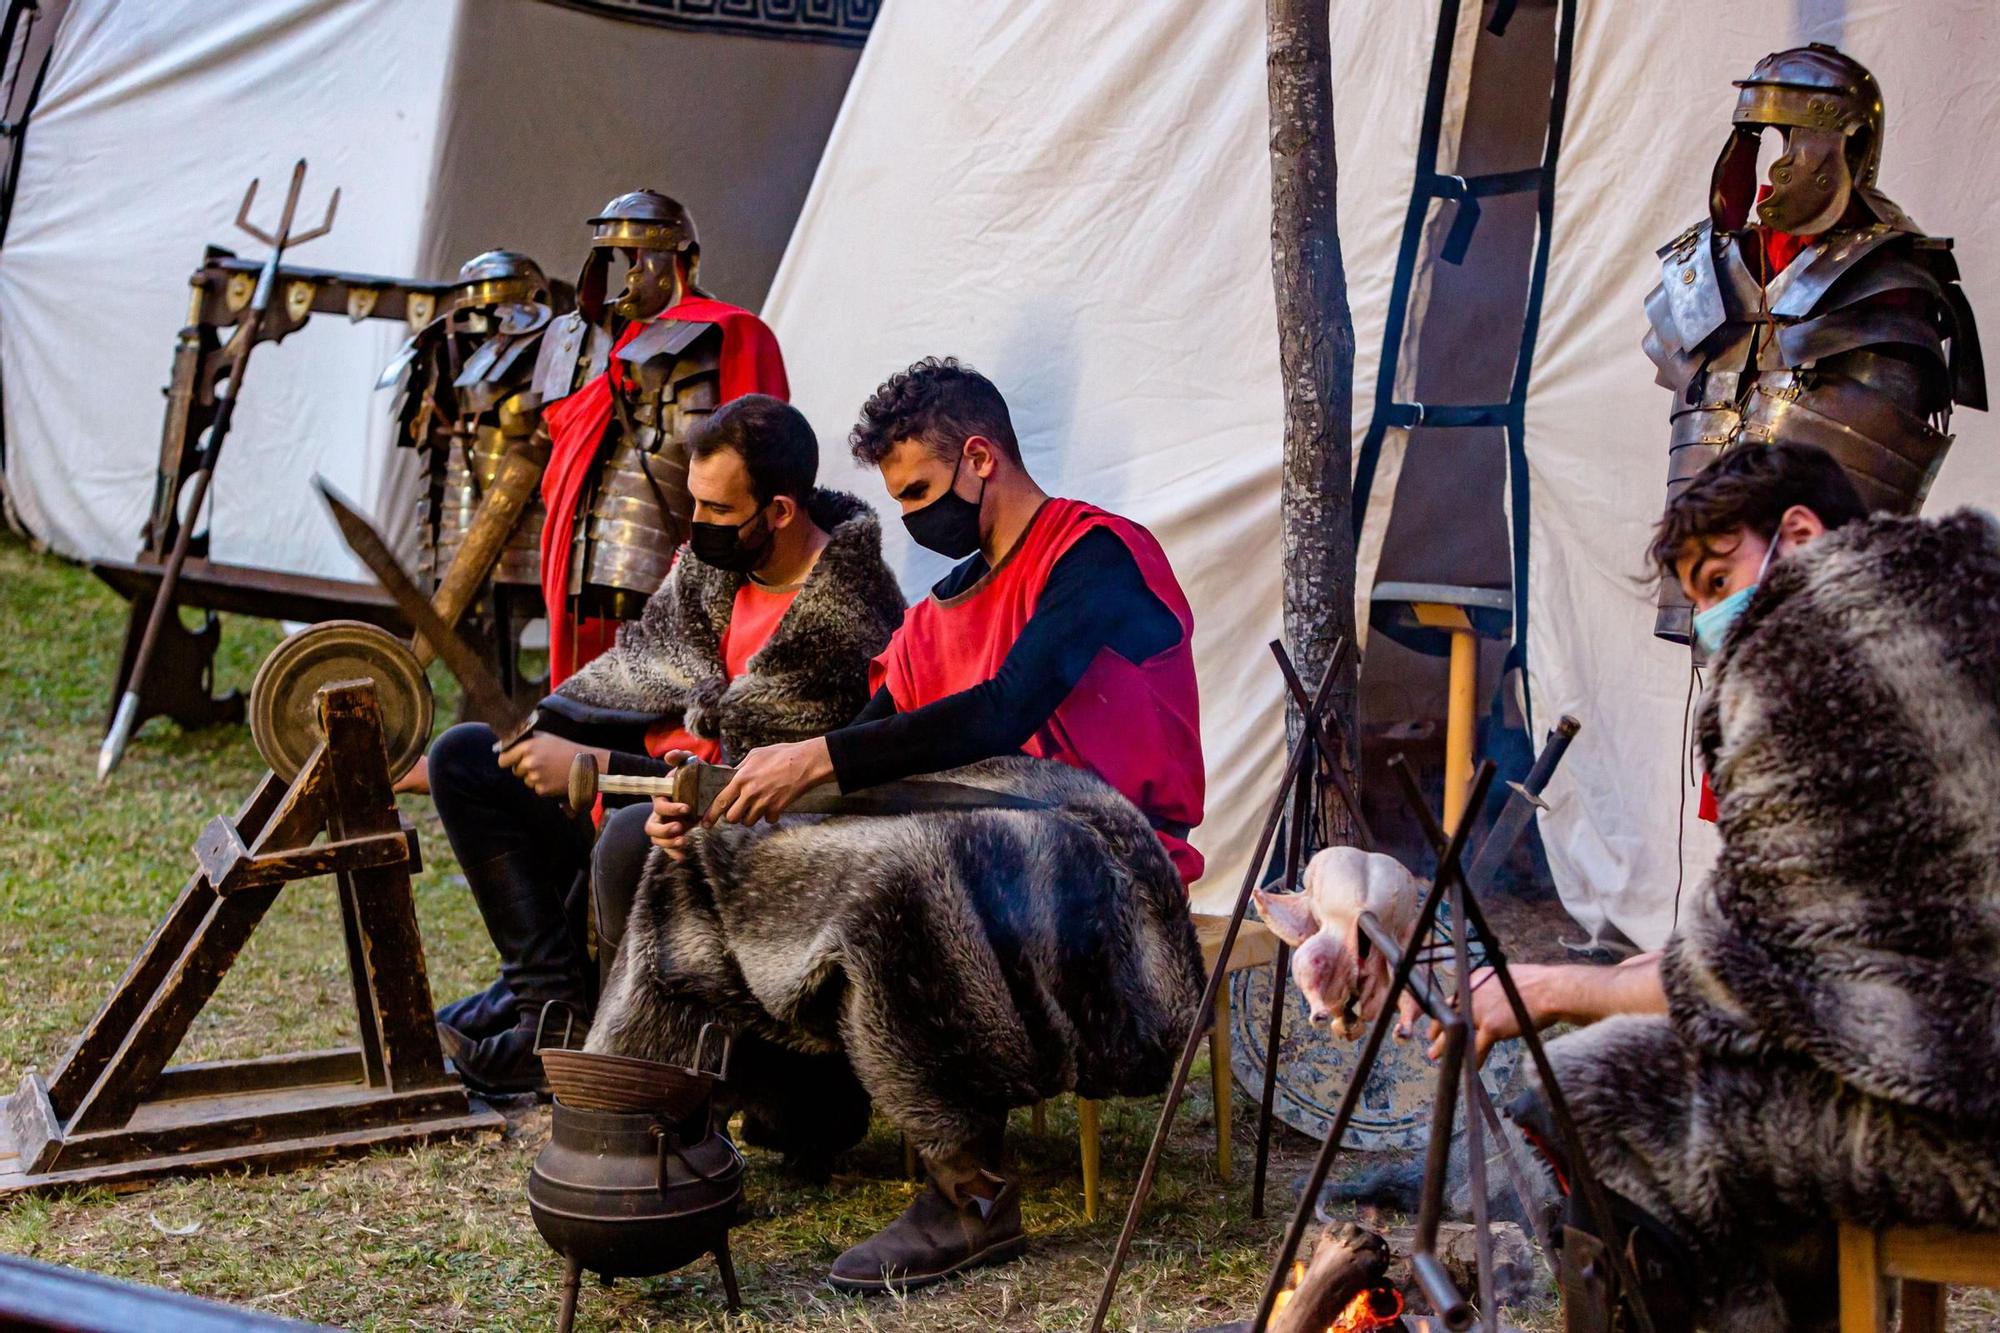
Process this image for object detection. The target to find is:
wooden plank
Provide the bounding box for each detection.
[89,557,407,631]
[0,1104,502,1200]
[2,1075,57,1172]
[45,773,286,1115]
[65,885,285,1135]
[1878,1226,2000,1285]
[1838,1223,1891,1333]
[1196,913,1281,974]
[207,830,412,895]
[317,684,448,1092]
[50,1084,474,1170]
[1898,1282,1948,1333]
[149,1049,366,1101]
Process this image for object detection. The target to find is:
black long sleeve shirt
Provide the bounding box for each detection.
[824,527,1181,791]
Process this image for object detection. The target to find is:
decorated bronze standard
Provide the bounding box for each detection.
[384,248,565,700]
[537,190,720,624]
[1642,43,1985,642]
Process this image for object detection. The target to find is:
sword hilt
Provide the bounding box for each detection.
[566,751,701,815]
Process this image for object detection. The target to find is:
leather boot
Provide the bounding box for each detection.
[827,1170,1025,1293]
[435,975,514,1041]
[439,850,591,1097]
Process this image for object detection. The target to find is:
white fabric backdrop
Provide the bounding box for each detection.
[1526,0,2000,947]
[0,0,457,577]
[763,0,1457,908]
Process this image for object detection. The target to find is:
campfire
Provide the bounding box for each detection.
[1271,1258,1404,1331]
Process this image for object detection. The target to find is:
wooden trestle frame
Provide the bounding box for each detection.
[0,680,501,1196]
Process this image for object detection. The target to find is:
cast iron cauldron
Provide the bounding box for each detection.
[527,1024,743,1331]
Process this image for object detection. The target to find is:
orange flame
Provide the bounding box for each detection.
[1268,1261,1404,1332]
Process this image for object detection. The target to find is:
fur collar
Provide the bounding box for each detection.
[551,488,905,759]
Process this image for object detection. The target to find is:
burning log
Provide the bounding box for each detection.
[1271,1222,1395,1333]
[1198,1222,1400,1333]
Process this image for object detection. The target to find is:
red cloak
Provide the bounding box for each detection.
[539,297,789,683]
[870,498,1207,885]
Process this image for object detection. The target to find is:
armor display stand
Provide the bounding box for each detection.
[0,680,502,1196]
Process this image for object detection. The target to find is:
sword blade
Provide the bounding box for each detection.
[313,476,519,727]
[597,762,1056,817]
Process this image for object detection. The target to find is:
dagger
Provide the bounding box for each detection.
[566,752,1054,820]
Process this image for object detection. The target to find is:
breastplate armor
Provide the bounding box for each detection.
[393,304,552,598]
[567,318,720,621]
[1642,208,1985,642]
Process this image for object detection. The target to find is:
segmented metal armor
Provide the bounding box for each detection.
[1643,45,1985,643]
[387,249,558,601]
[532,190,720,622]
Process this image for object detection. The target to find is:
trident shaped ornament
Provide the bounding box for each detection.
[96,160,340,782]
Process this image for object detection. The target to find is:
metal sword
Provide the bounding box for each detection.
[566,752,1056,819]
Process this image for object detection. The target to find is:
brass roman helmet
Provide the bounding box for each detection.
[577,191,701,322]
[453,249,550,312]
[1709,44,1886,235]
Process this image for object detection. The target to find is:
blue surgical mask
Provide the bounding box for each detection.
[1691,532,1779,655]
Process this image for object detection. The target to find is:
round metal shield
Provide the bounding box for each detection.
[1229,963,1520,1152]
[249,620,432,782]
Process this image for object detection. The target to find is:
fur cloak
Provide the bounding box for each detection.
[542,488,906,759]
[1543,511,2000,1330]
[586,755,1207,1161]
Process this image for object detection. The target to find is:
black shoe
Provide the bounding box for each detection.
[827,1176,1026,1294]
[438,1008,585,1099]
[436,976,514,1041]
[449,850,591,1094]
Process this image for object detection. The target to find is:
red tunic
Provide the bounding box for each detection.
[539,297,789,684]
[869,498,1206,885]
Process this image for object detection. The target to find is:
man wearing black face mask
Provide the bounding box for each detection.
[423,394,904,1095]
[646,357,1206,1291]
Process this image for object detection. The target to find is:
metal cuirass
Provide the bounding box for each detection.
[392,302,555,599]
[1642,205,1985,642]
[564,318,719,622]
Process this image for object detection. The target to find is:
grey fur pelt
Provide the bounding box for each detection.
[552,488,905,758]
[1544,510,2000,1330]
[586,755,1207,1161]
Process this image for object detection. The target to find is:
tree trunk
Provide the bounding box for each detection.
[1267,0,1360,844]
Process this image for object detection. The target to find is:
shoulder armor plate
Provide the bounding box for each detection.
[1767,224,1905,319]
[616,318,713,367]
[1657,220,1728,351]
[533,312,591,403]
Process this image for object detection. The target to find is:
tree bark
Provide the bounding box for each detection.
[1267,0,1360,844]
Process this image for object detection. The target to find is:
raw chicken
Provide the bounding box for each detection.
[1253,846,1421,1039]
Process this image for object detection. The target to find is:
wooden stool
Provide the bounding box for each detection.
[1839,1223,2000,1332]
[1067,913,1281,1220]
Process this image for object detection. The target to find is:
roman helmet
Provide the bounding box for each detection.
[1708,44,1886,236]
[576,190,701,324]
[452,249,550,313]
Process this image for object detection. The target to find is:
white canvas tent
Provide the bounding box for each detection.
[5,0,1998,942]
[0,0,860,573]
[767,0,2000,933]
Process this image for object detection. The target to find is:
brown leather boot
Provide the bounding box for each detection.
[827,1172,1026,1293]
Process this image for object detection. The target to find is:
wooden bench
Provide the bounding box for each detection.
[1840,1223,2000,1332]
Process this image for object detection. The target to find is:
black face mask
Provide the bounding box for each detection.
[902,456,986,559]
[689,509,773,574]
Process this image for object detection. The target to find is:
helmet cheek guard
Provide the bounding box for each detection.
[1757,125,1853,235]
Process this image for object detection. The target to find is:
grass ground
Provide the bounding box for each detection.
[0,528,1994,1331]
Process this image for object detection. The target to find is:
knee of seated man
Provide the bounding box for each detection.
[427,721,506,804]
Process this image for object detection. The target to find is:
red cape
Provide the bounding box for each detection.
[539,298,789,683]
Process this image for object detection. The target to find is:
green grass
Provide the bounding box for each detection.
[1,530,1993,1331]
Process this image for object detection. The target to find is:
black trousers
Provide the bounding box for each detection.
[428,723,654,1008]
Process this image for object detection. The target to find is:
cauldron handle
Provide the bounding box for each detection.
[692,1022,733,1082]
[652,1122,745,1190]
